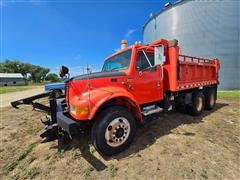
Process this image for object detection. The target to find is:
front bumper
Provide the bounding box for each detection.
[56,99,80,135]
[57,111,80,135]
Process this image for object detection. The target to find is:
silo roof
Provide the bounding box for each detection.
[142,0,185,31]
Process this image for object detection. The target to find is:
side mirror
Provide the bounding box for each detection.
[154,45,166,66]
[59,65,69,78]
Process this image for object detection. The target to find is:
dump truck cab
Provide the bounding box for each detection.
[65,41,170,122]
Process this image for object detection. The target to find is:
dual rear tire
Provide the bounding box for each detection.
[187,91,205,116]
[187,88,216,116]
[205,88,217,110]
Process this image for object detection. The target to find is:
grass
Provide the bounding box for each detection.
[107,163,119,177]
[44,154,51,161]
[26,126,42,135]
[200,169,208,179]
[57,149,65,158]
[0,85,39,94]
[217,90,240,99]
[4,143,37,172]
[83,165,94,176]
[27,155,36,164]
[27,167,40,179]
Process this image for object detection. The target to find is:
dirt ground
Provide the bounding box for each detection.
[0,97,239,180]
[0,86,43,108]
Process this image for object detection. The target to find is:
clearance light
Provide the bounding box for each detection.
[121,39,127,44]
[70,105,89,116]
[121,39,127,49]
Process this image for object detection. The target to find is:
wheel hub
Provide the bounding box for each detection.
[197,96,203,111]
[115,127,124,138]
[105,117,130,147]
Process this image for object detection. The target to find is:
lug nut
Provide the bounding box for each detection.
[108,125,112,131]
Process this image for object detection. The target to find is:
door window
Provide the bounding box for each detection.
[136,51,154,71]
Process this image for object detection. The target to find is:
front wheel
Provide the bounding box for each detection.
[91,106,136,156]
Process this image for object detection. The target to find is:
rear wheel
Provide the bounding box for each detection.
[91,106,136,156]
[187,91,205,116]
[205,88,216,110]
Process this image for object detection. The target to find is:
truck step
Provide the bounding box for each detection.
[141,105,163,116]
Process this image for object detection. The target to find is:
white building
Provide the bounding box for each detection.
[0,73,26,86]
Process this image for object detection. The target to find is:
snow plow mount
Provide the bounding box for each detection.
[11,92,51,112]
[10,91,61,141]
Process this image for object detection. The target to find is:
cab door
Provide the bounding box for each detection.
[132,50,163,104]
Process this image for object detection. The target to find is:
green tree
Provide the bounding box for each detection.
[19,63,33,77]
[45,73,60,82]
[29,66,49,83]
[0,60,22,73]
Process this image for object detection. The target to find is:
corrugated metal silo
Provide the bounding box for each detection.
[143,0,240,89]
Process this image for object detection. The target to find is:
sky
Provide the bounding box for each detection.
[1,0,175,75]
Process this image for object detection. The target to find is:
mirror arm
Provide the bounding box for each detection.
[142,50,153,67]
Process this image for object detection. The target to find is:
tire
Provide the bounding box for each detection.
[91,106,136,156]
[187,91,205,116]
[53,89,62,98]
[205,88,216,110]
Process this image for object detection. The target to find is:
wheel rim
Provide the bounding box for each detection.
[210,93,215,107]
[105,117,130,147]
[197,96,203,112]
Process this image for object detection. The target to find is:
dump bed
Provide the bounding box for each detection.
[163,44,220,92]
[176,54,220,91]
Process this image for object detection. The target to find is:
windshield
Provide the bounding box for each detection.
[102,49,132,72]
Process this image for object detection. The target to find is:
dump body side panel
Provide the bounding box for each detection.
[162,44,219,92]
[176,56,219,91]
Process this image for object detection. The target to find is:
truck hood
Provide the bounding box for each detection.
[71,71,126,81]
[67,71,127,101]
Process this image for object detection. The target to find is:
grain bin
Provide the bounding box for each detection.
[143,0,240,89]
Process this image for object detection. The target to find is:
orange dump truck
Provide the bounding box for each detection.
[12,39,220,156]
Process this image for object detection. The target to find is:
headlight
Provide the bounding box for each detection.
[70,105,76,114]
[70,105,89,116]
